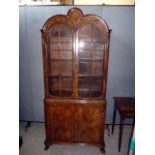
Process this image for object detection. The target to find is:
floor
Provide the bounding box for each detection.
[19,121,132,155]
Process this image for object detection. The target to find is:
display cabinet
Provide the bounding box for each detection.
[41,7,111,153]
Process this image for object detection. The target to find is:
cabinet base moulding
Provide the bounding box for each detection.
[44,139,105,153]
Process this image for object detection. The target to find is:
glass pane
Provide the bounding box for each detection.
[47,24,73,97]
[79,62,90,76]
[79,51,91,59]
[91,78,102,97]
[92,51,103,59]
[48,61,59,76]
[60,51,72,59]
[48,77,72,97]
[48,77,59,95]
[78,78,90,97]
[78,23,104,98]
[61,61,72,76]
[91,62,103,76]
[61,77,72,97]
[49,50,72,60]
[50,43,72,50]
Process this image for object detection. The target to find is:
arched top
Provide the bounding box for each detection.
[67,8,83,29]
[41,7,111,37]
[67,7,84,19]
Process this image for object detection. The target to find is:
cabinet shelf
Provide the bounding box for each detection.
[78,88,101,92]
[50,49,73,51]
[48,75,72,78]
[79,41,104,44]
[79,49,103,52]
[79,50,103,53]
[49,90,102,98]
[50,39,72,43]
[50,88,72,91]
[79,37,105,45]
[50,43,72,49]
[51,41,72,43]
[48,59,72,62]
[48,75,103,79]
[78,90,102,98]
[78,74,103,78]
[49,90,72,97]
[79,58,103,62]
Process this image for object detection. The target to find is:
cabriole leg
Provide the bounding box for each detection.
[44,140,50,151]
[100,142,105,153]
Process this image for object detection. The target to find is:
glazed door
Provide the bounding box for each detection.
[47,24,73,97]
[76,104,104,143]
[78,23,105,98]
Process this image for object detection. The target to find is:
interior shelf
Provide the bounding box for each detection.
[50,49,73,51]
[79,49,103,51]
[48,59,72,62]
[78,74,103,78]
[49,90,72,97]
[50,88,73,91]
[79,58,103,62]
[78,90,102,98]
[49,90,102,98]
[48,75,72,78]
[50,40,72,43]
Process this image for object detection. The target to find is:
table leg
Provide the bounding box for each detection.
[105,124,110,136]
[112,104,116,135]
[25,121,31,132]
[118,117,124,152]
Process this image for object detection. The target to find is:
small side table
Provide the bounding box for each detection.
[112,97,135,152]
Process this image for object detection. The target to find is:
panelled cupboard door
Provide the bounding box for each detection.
[76,104,104,143]
[45,103,73,142]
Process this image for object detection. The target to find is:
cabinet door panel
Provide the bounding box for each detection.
[78,23,104,98]
[47,24,73,97]
[46,103,73,142]
[76,104,104,143]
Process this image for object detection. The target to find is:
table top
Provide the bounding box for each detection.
[113,97,135,114]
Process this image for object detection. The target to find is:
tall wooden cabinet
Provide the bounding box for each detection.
[41,7,111,153]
